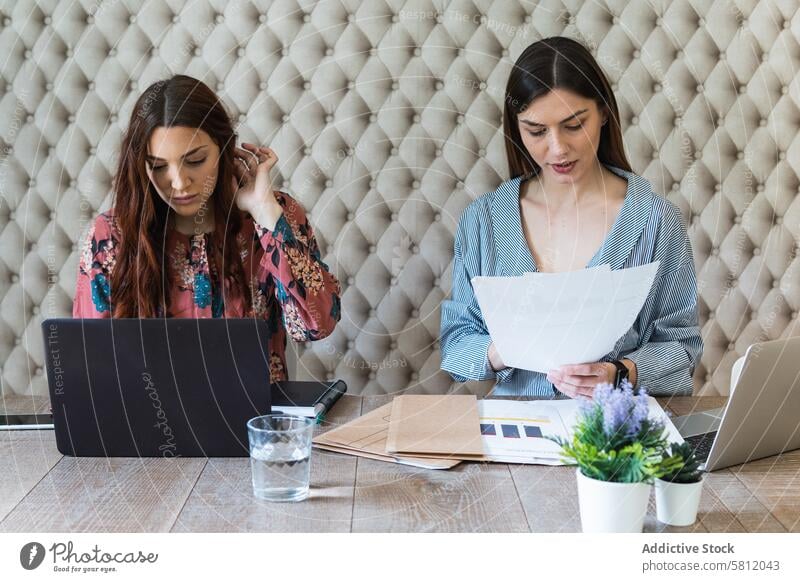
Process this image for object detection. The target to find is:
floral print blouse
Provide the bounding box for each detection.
[73,192,341,383]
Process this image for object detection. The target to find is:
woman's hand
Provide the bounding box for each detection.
[488,342,505,371]
[232,143,283,229]
[546,361,618,399]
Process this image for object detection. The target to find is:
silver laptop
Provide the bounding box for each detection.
[673,336,800,471]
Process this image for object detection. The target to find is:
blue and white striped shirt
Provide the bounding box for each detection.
[440,166,703,397]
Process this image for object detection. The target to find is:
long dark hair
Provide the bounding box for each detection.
[111,75,251,317]
[503,36,631,179]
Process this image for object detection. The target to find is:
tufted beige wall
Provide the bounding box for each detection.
[1,0,799,401]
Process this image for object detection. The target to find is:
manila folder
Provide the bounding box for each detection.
[386,394,484,456]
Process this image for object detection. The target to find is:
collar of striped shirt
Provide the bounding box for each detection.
[488,165,657,275]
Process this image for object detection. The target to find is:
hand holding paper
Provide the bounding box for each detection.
[472,262,659,373]
[547,361,617,399]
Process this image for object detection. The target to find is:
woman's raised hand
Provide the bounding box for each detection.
[232,143,283,229]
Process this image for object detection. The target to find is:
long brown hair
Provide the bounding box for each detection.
[503,36,631,179]
[111,75,251,317]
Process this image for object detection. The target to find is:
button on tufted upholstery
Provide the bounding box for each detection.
[1,1,798,398]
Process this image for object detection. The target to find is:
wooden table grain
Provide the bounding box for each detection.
[1,395,797,533]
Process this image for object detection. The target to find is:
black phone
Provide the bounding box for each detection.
[0,413,54,430]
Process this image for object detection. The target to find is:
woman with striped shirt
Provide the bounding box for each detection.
[440,37,703,398]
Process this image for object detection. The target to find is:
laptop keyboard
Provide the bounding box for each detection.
[684,431,718,461]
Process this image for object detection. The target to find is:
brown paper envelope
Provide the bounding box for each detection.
[312,403,460,469]
[317,439,474,463]
[313,443,459,470]
[313,403,395,452]
[398,451,489,461]
[385,394,484,456]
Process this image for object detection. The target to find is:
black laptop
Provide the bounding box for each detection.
[41,318,272,457]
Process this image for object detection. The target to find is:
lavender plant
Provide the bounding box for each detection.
[551,380,683,483]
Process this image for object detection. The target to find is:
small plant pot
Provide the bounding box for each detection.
[575,469,651,533]
[655,476,704,526]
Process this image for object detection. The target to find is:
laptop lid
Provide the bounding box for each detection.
[704,335,800,471]
[42,318,272,457]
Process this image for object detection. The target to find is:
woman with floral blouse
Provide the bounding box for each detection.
[74,75,341,382]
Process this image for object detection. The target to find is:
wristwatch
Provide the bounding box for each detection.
[609,359,629,389]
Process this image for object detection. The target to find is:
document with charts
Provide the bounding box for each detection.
[478,399,569,464]
[479,397,684,465]
[471,262,660,373]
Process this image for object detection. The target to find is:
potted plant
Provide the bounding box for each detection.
[552,380,682,533]
[655,442,705,526]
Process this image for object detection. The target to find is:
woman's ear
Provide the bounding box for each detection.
[597,105,609,127]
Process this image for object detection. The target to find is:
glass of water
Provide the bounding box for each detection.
[247,415,314,502]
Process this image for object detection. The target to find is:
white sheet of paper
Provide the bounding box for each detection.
[472,261,660,373]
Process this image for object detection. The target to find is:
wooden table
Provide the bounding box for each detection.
[1,394,798,532]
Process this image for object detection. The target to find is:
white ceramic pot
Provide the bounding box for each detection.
[575,468,651,533]
[655,476,704,526]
